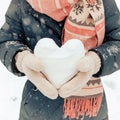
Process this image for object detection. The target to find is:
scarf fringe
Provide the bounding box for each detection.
[63,94,103,120]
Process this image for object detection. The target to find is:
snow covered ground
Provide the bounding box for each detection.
[0,0,120,120]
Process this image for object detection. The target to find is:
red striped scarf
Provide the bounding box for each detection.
[27,0,105,119]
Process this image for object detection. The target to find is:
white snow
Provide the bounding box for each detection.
[34,38,85,89]
[0,63,26,120]
[0,0,120,120]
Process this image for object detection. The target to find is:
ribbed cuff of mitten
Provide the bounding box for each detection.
[87,51,101,74]
[15,50,31,73]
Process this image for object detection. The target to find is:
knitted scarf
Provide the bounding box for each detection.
[27,0,105,119]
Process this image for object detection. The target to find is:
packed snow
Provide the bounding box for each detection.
[0,0,120,120]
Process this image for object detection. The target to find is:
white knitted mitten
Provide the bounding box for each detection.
[15,50,58,99]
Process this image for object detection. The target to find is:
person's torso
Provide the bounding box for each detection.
[19,0,65,50]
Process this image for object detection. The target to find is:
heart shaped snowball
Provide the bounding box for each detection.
[34,38,85,88]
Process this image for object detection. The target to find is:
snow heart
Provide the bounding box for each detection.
[34,38,85,88]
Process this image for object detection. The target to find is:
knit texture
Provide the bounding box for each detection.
[27,0,105,119]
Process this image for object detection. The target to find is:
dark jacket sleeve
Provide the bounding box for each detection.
[0,0,29,76]
[91,0,120,77]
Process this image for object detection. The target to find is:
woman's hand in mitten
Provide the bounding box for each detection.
[59,51,101,98]
[15,50,58,99]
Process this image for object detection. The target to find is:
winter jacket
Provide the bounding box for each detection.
[0,0,120,78]
[18,80,108,120]
[0,0,119,120]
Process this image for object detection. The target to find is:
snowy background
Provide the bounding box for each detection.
[0,0,120,120]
